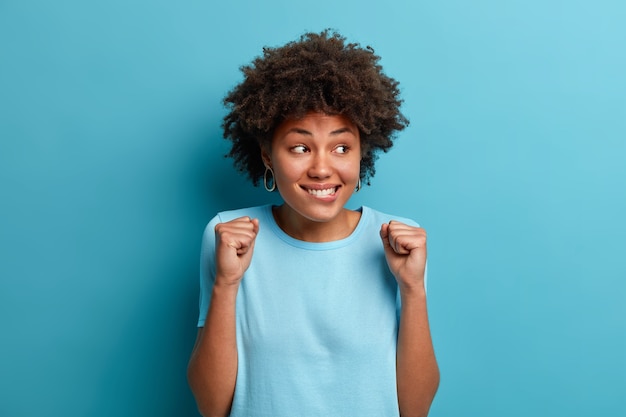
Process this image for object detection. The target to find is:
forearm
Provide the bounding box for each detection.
[396,288,440,417]
[187,283,239,417]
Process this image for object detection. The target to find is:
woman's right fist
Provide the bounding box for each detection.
[214,216,259,286]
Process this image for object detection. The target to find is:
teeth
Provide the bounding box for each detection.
[307,187,336,196]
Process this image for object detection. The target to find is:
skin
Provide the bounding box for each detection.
[188,112,439,417]
[263,113,363,242]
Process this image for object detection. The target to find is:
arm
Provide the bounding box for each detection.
[396,287,439,417]
[187,284,239,417]
[380,222,440,417]
[187,217,259,417]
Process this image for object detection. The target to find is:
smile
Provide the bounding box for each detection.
[303,186,338,197]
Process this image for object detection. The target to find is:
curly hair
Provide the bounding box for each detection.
[222,29,409,186]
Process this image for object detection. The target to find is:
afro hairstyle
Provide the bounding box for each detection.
[222,29,409,186]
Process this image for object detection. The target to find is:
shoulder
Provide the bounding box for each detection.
[212,205,270,223]
[202,205,271,238]
[362,206,421,228]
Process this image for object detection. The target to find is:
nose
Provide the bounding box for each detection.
[307,151,332,179]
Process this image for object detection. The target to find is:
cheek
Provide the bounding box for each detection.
[340,157,361,177]
[272,161,302,182]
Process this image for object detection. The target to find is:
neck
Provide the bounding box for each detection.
[272,205,361,242]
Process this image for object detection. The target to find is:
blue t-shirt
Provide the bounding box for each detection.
[198,205,420,417]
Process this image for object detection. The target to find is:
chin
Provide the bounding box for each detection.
[297,205,346,223]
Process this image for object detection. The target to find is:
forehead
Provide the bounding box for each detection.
[274,112,358,137]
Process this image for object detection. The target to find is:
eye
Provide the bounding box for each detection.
[335,145,350,154]
[291,145,308,154]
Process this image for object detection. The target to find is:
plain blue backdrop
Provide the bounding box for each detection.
[1,0,625,416]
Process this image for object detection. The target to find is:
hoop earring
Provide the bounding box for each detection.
[264,167,276,192]
[355,178,361,193]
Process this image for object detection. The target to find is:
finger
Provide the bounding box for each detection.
[222,216,258,231]
[389,233,411,255]
[387,220,423,233]
[215,218,259,255]
[244,230,257,256]
[250,217,260,234]
[389,223,427,253]
[380,223,410,255]
[388,222,426,241]
[391,233,427,256]
[215,217,258,237]
[389,233,420,253]
[234,221,259,255]
[382,222,427,253]
[385,221,408,255]
[217,231,253,256]
[379,223,392,250]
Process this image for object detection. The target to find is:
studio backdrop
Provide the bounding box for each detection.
[1,0,625,416]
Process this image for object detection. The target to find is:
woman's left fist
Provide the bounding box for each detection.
[379,221,427,292]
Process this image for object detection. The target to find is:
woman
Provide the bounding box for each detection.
[188,30,439,417]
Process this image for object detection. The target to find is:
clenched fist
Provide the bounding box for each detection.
[214,216,259,286]
[380,221,427,294]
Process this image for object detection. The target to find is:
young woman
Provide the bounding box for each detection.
[188,30,439,417]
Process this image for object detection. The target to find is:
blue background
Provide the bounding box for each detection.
[1,0,625,416]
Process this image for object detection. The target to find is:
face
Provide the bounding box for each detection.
[263,112,361,227]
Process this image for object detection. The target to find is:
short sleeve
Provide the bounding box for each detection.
[197,214,222,327]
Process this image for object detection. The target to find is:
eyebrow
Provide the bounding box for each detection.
[287,127,355,136]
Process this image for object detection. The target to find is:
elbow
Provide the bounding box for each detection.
[186,363,211,417]
[188,392,229,417]
[419,369,440,416]
[194,402,231,417]
[187,363,231,417]
[431,367,441,398]
[399,372,440,417]
[401,401,435,417]
[195,407,228,417]
[399,398,437,417]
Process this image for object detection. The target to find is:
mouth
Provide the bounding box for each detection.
[301,185,340,198]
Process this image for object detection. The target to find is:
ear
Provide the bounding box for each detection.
[359,141,368,161]
[260,145,272,169]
